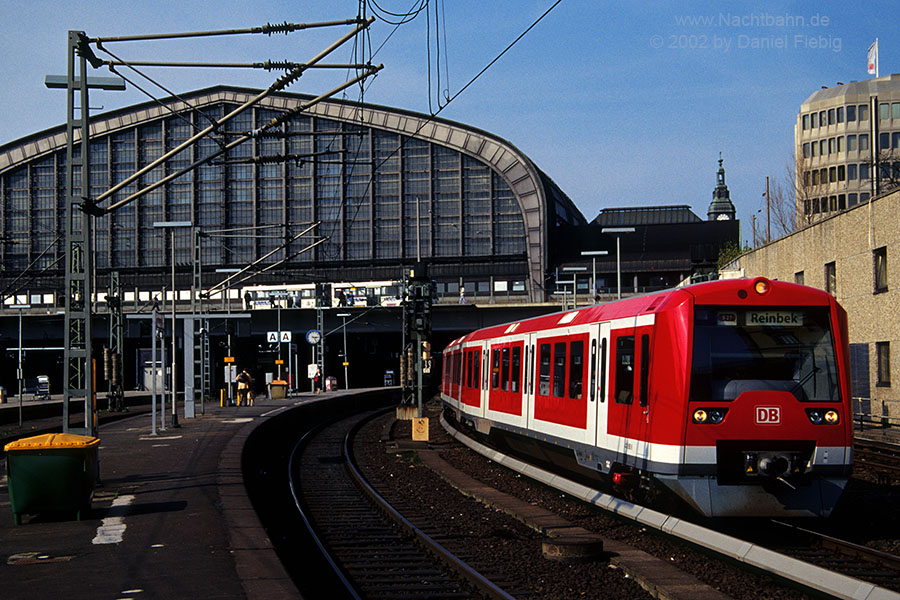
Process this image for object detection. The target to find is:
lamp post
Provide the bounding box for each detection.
[15,303,30,427]
[154,220,192,427]
[601,227,635,300]
[580,250,608,302]
[337,312,350,389]
[562,267,587,308]
[215,268,240,406]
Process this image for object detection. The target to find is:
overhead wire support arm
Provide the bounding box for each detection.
[87,18,368,44]
[92,17,376,210]
[97,60,373,71]
[100,61,382,214]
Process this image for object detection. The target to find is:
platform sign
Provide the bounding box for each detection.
[266,331,292,343]
[224,356,235,363]
[275,359,284,365]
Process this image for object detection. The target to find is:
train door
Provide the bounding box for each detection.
[608,319,654,466]
[592,322,612,451]
[461,346,482,409]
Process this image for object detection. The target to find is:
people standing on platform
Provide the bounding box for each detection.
[314,368,322,393]
[236,369,253,406]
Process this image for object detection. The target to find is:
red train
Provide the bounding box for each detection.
[441,277,853,517]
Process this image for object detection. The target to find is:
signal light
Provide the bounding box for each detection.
[753,278,771,295]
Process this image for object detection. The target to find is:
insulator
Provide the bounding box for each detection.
[260,21,298,36]
[270,67,303,92]
[260,60,296,72]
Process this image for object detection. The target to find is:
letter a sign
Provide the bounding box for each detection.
[266,331,292,343]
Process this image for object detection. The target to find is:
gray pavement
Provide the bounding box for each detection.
[0,398,304,600]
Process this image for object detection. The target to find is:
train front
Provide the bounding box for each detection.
[662,278,853,517]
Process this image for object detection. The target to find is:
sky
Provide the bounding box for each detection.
[0,0,895,246]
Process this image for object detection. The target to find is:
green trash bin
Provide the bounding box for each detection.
[4,433,99,525]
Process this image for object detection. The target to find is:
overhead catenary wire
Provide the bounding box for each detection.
[325,0,564,261]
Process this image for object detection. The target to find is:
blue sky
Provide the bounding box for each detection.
[0,1,894,245]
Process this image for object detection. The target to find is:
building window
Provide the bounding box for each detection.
[811,112,819,128]
[795,271,805,285]
[825,261,836,296]
[802,114,810,130]
[849,193,858,206]
[880,103,890,120]
[874,246,888,293]
[876,342,891,387]
[847,104,857,121]
[837,106,844,123]
[848,164,858,180]
[847,134,857,152]
[860,163,870,180]
[802,143,810,158]
[859,134,869,152]
[828,108,835,125]
[859,104,869,120]
[893,102,900,120]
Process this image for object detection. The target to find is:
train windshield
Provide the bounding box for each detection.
[690,306,840,402]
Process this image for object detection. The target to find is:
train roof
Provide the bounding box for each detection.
[443,278,837,351]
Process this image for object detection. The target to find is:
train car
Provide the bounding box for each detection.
[241,283,317,309]
[240,280,403,310]
[441,277,853,518]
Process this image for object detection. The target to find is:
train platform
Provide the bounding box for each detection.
[0,396,306,600]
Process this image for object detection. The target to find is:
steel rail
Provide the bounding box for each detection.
[343,410,515,600]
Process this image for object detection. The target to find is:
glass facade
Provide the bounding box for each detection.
[0,100,528,279]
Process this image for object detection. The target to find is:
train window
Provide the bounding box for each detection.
[690,307,840,402]
[639,334,650,406]
[539,343,551,396]
[615,335,635,404]
[491,349,501,390]
[511,346,521,393]
[589,340,597,402]
[600,337,608,403]
[472,349,480,390]
[465,350,473,388]
[553,342,567,398]
[569,341,584,400]
[529,345,535,395]
[501,347,510,392]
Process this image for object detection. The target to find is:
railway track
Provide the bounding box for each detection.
[289,408,515,599]
[768,520,900,591]
[440,408,900,600]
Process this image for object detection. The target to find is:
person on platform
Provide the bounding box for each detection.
[236,369,253,406]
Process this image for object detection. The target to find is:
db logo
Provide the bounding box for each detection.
[756,406,781,424]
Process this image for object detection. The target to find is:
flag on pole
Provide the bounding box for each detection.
[867,39,879,76]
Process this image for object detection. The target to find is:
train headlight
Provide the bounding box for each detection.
[806,408,840,425]
[693,408,728,424]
